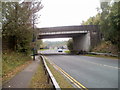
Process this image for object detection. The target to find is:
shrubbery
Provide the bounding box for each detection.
[82,2,120,52]
[67,39,73,52]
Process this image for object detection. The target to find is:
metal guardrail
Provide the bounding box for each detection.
[37,25,99,33]
[40,55,61,90]
[87,52,118,57]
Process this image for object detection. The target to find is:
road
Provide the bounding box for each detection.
[40,49,119,88]
[46,55,118,88]
[38,49,68,55]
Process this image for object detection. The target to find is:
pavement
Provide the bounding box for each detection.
[45,55,119,88]
[2,56,40,88]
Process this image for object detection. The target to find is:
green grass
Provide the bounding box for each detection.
[2,52,31,77]
[29,61,52,88]
[84,54,118,60]
[45,59,74,88]
[64,50,70,53]
[39,49,49,51]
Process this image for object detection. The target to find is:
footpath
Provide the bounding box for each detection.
[2,56,40,88]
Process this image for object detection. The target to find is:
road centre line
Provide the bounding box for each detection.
[44,56,88,90]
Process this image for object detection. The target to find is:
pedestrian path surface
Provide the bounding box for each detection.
[3,56,40,88]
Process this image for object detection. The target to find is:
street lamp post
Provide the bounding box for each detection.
[32,33,35,61]
[32,2,35,61]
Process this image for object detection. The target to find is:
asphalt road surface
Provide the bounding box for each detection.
[38,49,68,55]
[45,55,119,88]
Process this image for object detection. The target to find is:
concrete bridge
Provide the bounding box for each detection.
[37,25,101,52]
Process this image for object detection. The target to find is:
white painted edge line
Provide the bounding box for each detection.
[41,55,61,89]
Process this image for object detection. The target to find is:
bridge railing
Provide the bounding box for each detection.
[37,25,99,33]
[39,30,89,35]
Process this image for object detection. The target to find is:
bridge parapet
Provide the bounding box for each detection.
[37,25,99,33]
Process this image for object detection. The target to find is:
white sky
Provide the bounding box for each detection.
[36,0,100,41]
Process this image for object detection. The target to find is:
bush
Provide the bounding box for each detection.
[67,39,73,52]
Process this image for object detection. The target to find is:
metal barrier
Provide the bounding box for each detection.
[40,55,61,90]
[87,52,118,57]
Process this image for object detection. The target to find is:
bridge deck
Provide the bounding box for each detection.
[37,25,100,41]
[37,25,99,33]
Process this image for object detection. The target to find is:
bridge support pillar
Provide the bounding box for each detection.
[73,32,91,52]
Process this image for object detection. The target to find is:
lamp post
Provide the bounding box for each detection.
[32,33,35,61]
[32,2,35,61]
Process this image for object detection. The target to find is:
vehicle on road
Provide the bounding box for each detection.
[58,49,63,52]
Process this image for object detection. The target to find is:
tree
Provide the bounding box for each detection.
[36,40,43,49]
[81,13,101,25]
[67,39,73,51]
[2,1,43,54]
[100,2,120,51]
[81,1,120,51]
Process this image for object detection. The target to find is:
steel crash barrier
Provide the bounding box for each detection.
[87,52,118,57]
[40,55,61,90]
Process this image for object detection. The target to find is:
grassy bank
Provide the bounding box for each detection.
[2,52,32,82]
[92,41,118,55]
[39,49,49,51]
[29,60,52,88]
[29,57,73,88]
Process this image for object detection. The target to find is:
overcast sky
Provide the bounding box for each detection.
[36,0,100,41]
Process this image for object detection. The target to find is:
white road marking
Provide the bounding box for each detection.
[82,60,119,69]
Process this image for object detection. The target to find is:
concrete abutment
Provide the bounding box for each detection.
[73,32,91,52]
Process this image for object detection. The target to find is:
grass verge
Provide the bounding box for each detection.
[2,52,32,83]
[84,54,118,60]
[92,41,118,55]
[64,50,70,54]
[39,49,49,51]
[45,58,74,88]
[29,60,52,88]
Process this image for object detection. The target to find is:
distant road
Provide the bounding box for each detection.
[38,49,68,55]
[40,50,119,88]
